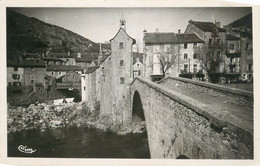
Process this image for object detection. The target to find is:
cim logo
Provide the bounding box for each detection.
[18,145,36,154]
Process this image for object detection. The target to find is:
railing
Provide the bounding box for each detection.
[225,51,241,57]
[180,69,203,74]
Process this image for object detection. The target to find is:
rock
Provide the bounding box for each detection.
[50,120,63,128]
[55,106,63,113]
[28,104,36,110]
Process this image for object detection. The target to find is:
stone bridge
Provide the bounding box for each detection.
[130,76,253,159]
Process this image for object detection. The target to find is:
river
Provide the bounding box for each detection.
[8,127,150,158]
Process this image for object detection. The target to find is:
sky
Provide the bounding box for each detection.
[11,7,252,50]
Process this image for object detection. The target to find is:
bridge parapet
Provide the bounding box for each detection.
[130,77,253,159]
[158,76,253,109]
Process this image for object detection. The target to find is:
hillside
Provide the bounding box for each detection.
[7,9,110,58]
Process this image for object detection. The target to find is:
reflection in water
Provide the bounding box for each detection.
[8,127,150,158]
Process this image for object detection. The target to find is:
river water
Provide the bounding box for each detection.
[8,127,150,158]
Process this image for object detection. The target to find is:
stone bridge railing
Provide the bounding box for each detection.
[158,76,253,108]
[130,77,253,159]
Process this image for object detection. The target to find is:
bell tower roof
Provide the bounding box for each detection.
[120,15,126,30]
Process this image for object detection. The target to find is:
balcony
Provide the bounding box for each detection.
[180,69,203,74]
[225,51,241,58]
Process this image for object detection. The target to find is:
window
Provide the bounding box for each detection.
[8,82,12,87]
[84,86,86,91]
[13,82,21,87]
[119,42,124,49]
[193,53,197,59]
[230,44,235,50]
[193,43,197,47]
[184,53,188,59]
[120,60,124,66]
[248,64,252,71]
[51,72,54,76]
[138,70,141,76]
[14,66,18,71]
[59,72,61,75]
[216,39,220,46]
[120,77,125,84]
[12,74,20,80]
[31,80,35,84]
[193,64,197,73]
[209,39,212,45]
[184,43,188,49]
[184,64,188,72]
[246,43,249,50]
[137,64,139,67]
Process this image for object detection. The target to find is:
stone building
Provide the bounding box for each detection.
[184,20,227,82]
[7,58,46,86]
[143,29,204,81]
[51,52,76,66]
[60,71,81,83]
[224,34,241,82]
[133,58,144,79]
[73,52,97,69]
[46,65,83,79]
[224,13,253,82]
[43,57,66,66]
[82,18,135,124]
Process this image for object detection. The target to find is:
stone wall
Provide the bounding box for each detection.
[130,77,253,159]
[158,76,253,109]
[99,57,113,117]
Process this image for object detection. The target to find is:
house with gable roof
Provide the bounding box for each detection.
[143,29,204,82]
[184,20,227,82]
[81,17,136,124]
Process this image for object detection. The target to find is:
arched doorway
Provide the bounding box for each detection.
[132,91,145,122]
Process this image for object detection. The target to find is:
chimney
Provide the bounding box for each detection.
[68,51,70,56]
[178,29,181,33]
[156,28,159,33]
[143,28,147,37]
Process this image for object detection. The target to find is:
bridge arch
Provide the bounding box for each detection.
[176,155,189,159]
[132,90,145,122]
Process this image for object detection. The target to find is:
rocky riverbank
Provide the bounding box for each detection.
[7,101,146,135]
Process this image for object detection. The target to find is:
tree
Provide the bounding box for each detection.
[194,40,226,83]
[157,45,179,78]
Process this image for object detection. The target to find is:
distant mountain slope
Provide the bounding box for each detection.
[7,9,109,58]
